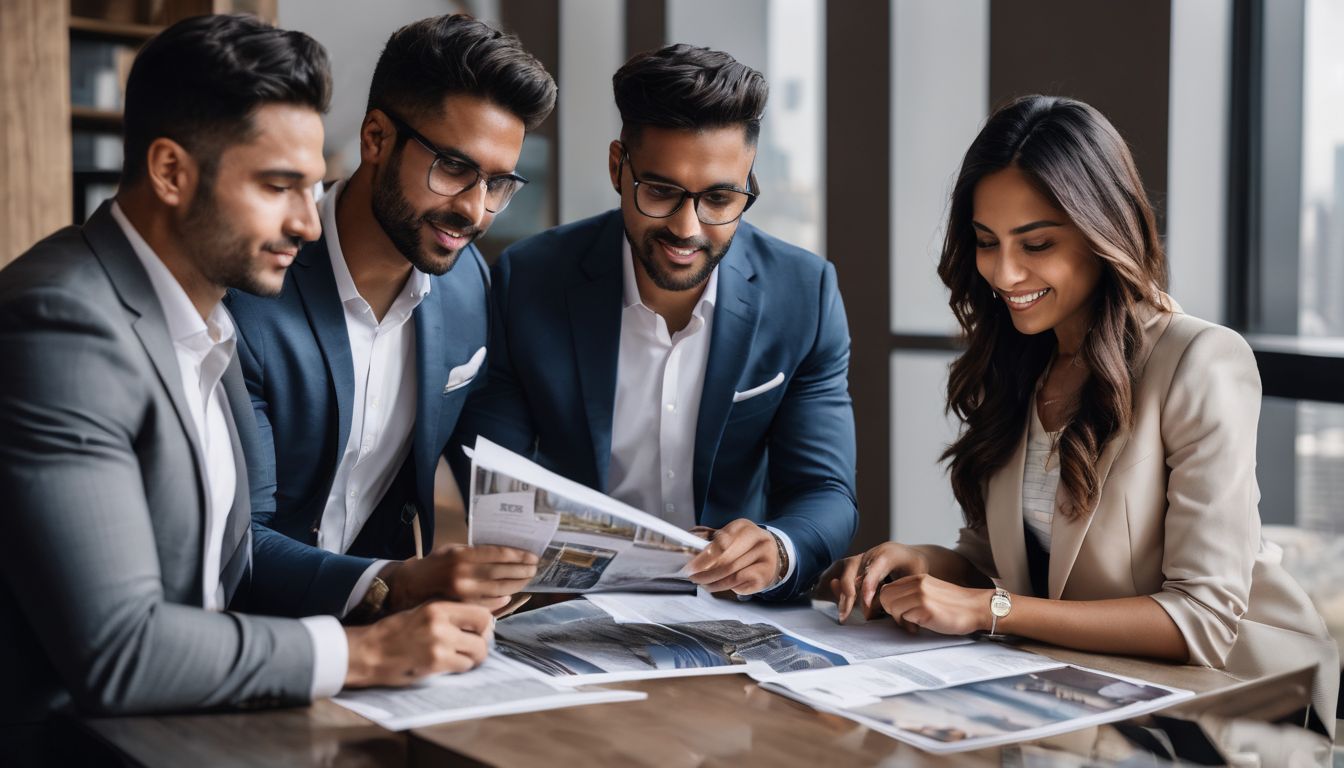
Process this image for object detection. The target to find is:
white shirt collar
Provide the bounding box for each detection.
[620,235,718,318]
[322,179,432,310]
[109,201,235,353]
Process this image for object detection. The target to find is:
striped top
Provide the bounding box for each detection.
[1023,400,1061,552]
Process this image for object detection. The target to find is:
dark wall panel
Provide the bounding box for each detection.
[625,0,666,60]
[501,0,561,232]
[989,0,1172,229]
[827,2,891,554]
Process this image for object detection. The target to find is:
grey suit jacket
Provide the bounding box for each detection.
[0,202,315,725]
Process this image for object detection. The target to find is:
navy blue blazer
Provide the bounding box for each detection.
[226,235,490,617]
[450,210,858,599]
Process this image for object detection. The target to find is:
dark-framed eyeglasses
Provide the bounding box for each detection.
[379,107,528,214]
[617,148,758,226]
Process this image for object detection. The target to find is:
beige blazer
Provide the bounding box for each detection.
[953,298,1338,725]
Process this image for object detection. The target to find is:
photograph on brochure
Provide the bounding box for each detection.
[493,599,848,685]
[762,643,1194,755]
[467,437,707,593]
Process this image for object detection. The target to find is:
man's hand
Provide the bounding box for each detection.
[343,601,493,687]
[816,542,929,623]
[685,519,780,595]
[382,544,538,614]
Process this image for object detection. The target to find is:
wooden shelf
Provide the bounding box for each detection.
[71,105,123,131]
[69,15,163,44]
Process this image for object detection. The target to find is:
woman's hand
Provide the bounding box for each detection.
[817,542,930,622]
[878,574,992,636]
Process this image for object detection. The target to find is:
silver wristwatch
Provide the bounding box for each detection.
[988,587,1012,636]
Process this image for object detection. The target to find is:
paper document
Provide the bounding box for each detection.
[468,437,707,593]
[585,591,973,662]
[332,655,645,731]
[761,643,1194,754]
[493,597,848,686]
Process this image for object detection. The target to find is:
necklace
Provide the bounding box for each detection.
[1040,350,1085,408]
[1056,350,1085,368]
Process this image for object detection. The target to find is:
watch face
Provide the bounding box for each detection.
[990,594,1011,617]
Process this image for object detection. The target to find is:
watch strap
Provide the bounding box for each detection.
[346,575,390,624]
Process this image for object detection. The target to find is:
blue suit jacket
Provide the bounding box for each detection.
[450,210,857,599]
[226,236,490,617]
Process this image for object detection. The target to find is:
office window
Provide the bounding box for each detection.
[885,0,989,545]
[1234,0,1344,531]
[1294,0,1344,341]
[666,0,824,254]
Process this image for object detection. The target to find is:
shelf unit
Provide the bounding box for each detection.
[67,13,158,222]
[64,2,278,223]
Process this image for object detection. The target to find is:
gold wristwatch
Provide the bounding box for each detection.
[988,587,1012,636]
[346,576,390,624]
[768,531,790,586]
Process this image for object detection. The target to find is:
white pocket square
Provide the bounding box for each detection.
[443,346,487,393]
[732,372,784,403]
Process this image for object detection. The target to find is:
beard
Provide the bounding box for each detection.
[371,146,481,276]
[631,226,732,292]
[180,176,298,297]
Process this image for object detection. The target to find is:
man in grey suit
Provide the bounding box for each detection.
[0,16,492,762]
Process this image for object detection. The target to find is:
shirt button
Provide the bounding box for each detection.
[349,490,358,498]
[665,504,675,513]
[666,470,675,479]
[665,403,675,412]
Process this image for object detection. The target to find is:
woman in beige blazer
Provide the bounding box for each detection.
[823,94,1337,726]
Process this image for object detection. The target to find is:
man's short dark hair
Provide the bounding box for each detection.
[121,14,331,186]
[613,44,768,146]
[366,14,556,132]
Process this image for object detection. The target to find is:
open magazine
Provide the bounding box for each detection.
[492,590,971,686]
[466,437,707,593]
[759,642,1195,755]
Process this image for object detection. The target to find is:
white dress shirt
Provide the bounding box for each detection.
[608,239,796,590]
[110,203,345,698]
[318,180,429,555]
[608,238,717,530]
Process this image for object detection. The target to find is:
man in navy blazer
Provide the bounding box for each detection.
[452,45,858,600]
[227,16,556,621]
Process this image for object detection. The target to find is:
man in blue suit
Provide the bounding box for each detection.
[227,15,556,621]
[452,44,857,600]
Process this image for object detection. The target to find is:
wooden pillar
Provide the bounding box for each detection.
[826,1,891,554]
[988,0,1172,232]
[624,0,664,59]
[1,0,72,266]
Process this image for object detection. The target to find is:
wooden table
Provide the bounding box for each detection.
[406,642,1247,767]
[75,698,405,767]
[75,640,1296,767]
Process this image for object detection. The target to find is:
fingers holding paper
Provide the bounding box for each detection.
[685,518,779,595]
[385,544,539,614]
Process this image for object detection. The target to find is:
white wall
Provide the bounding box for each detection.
[888,0,987,546]
[890,0,988,336]
[891,351,963,546]
[279,0,471,179]
[1166,0,1232,324]
[558,0,624,223]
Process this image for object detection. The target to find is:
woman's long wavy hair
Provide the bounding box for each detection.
[938,95,1169,528]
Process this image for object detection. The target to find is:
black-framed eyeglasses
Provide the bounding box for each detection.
[380,108,528,214]
[617,147,759,226]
